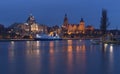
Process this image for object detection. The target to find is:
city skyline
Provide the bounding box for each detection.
[0,0,120,29]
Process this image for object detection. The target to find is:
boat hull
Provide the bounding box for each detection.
[34,38,62,41]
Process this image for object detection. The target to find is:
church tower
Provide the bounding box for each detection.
[63,14,68,25]
[78,18,85,33]
[62,14,69,28]
[26,14,38,33]
[26,14,36,25]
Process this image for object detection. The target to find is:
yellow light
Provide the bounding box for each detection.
[68,32,71,35]
[67,40,72,52]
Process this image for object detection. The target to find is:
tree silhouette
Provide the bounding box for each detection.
[100,9,110,35]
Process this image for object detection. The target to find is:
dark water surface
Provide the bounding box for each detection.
[0,40,120,74]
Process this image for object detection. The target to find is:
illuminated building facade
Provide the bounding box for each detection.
[86,25,94,31]
[62,14,69,29]
[78,18,85,33]
[26,14,38,33]
[62,14,86,34]
[7,14,48,38]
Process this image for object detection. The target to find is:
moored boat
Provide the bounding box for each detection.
[103,40,120,44]
[34,33,62,41]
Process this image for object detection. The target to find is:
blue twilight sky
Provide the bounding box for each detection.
[0,0,120,29]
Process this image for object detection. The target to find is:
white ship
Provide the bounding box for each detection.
[34,32,62,41]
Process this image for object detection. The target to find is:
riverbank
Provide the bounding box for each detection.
[0,39,34,41]
[0,37,101,42]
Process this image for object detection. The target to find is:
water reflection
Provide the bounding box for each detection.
[67,40,73,53]
[4,40,120,74]
[8,41,15,62]
[102,43,114,54]
[26,41,40,56]
[109,44,114,72]
[49,41,55,74]
[104,44,108,52]
[25,41,41,74]
[66,40,86,74]
[101,43,114,73]
[49,41,54,54]
[67,40,73,73]
[110,44,113,53]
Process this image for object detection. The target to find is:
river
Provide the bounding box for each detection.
[0,40,120,74]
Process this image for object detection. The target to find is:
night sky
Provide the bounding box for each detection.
[0,0,120,29]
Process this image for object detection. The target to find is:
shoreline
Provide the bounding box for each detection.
[0,37,101,41]
[0,39,34,41]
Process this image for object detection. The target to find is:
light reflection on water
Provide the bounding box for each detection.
[1,40,120,74]
[8,41,15,61]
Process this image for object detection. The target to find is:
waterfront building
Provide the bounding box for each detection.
[26,14,48,34]
[62,14,69,29]
[62,14,86,34]
[78,18,85,33]
[86,25,94,31]
[7,14,48,38]
[47,25,61,36]
[26,14,38,33]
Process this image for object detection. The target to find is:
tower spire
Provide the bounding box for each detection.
[63,13,68,25]
[65,13,67,17]
[80,18,84,22]
[26,14,36,24]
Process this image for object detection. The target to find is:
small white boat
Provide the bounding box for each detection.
[91,39,102,45]
[92,36,120,45]
[103,40,120,44]
[103,34,120,44]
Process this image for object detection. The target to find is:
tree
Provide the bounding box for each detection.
[100,9,110,35]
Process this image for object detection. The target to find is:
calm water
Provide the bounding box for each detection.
[0,40,120,74]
